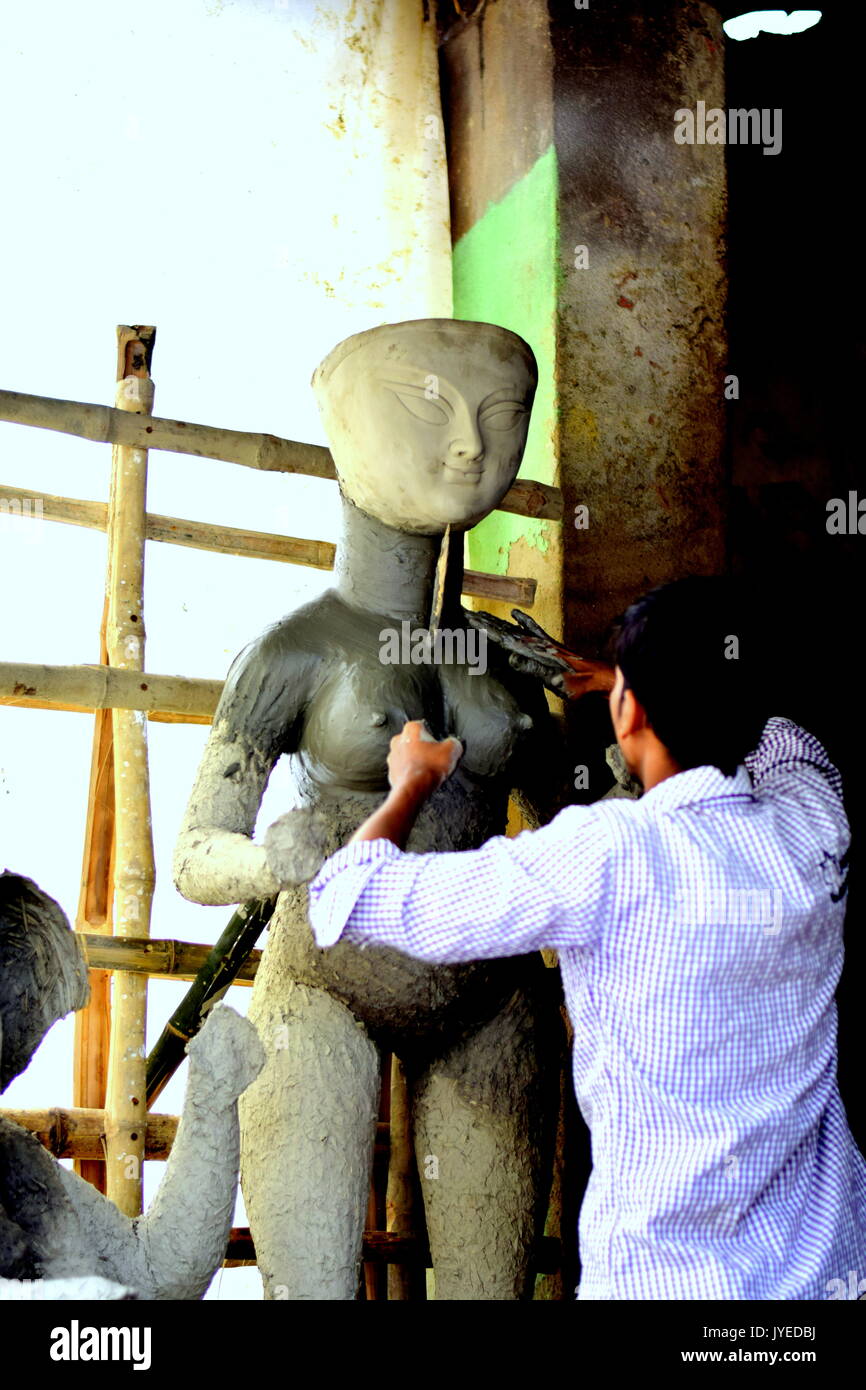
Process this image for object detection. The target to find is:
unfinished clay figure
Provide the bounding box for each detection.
[173,320,566,1299]
[0,871,264,1299]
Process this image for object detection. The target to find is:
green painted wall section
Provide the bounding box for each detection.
[452,145,559,576]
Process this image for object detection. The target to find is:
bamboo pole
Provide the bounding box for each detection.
[103,327,156,1216]
[0,663,222,722]
[145,899,275,1107]
[78,932,262,984]
[2,1105,388,1165]
[0,482,538,605]
[0,387,563,521]
[386,1055,426,1300]
[1,1108,178,1161]
[72,601,115,1192]
[0,484,336,568]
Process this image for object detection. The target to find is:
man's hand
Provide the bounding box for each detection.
[466,608,615,700]
[387,720,463,792]
[349,721,463,849]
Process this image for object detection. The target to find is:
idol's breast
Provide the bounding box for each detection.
[297,650,532,794]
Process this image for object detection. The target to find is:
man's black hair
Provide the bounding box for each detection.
[612,576,768,777]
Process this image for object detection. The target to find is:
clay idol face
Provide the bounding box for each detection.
[312,321,537,533]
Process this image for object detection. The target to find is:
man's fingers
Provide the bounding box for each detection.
[398,719,432,742]
[393,723,463,760]
[388,724,463,791]
[468,612,570,669]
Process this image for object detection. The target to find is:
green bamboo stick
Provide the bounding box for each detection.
[145,897,275,1106]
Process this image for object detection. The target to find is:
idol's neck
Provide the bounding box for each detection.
[334,494,444,624]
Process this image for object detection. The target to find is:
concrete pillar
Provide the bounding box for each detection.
[440,0,727,654]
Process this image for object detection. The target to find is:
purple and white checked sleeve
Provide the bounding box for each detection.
[307,803,613,961]
[746,715,846,807]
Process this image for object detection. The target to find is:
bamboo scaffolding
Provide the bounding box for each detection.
[364,1063,392,1301]
[1,1108,178,1161]
[0,663,222,722]
[222,1229,435,1268]
[77,932,261,984]
[0,387,563,521]
[2,1105,388,1164]
[0,482,538,606]
[103,327,156,1216]
[0,343,566,1295]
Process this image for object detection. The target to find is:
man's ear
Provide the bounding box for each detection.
[619,685,649,739]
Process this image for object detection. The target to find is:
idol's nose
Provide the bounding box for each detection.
[447,400,484,464]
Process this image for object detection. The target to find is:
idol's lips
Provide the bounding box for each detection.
[442,461,483,482]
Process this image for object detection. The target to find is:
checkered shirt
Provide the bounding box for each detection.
[308,718,866,1300]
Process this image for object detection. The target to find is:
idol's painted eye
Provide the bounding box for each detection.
[383,381,451,426]
[392,392,450,425]
[480,402,528,432]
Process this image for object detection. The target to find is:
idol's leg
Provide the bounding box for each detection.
[240,978,379,1300]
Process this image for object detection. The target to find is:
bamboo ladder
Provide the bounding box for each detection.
[0,331,565,1293]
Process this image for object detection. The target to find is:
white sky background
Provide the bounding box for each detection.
[0,0,450,1298]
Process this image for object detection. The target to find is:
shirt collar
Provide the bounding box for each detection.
[639,761,753,813]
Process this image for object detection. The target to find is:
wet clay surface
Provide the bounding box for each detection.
[216,583,556,1052]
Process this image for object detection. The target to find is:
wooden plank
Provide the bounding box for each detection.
[0,386,563,520]
[386,1054,426,1299]
[223,1228,563,1272]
